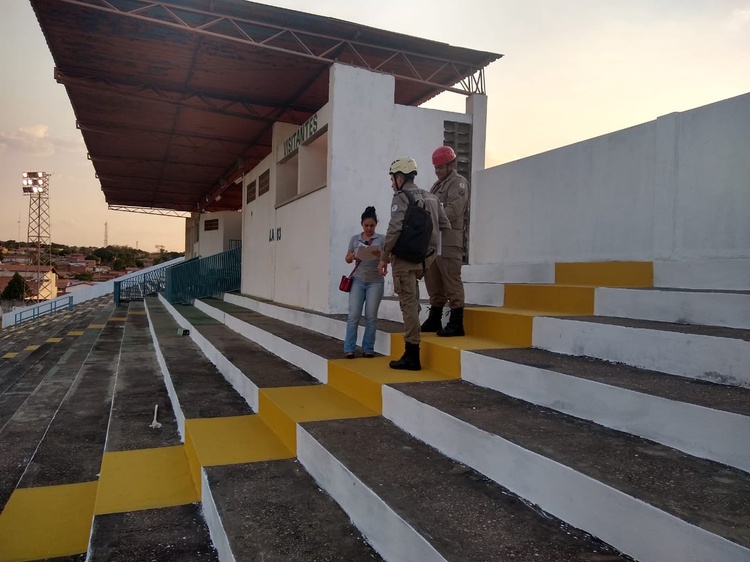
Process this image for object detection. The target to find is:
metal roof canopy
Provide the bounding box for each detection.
[30,0,502,215]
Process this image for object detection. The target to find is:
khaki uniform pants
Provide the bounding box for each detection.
[424,256,464,308]
[393,269,421,345]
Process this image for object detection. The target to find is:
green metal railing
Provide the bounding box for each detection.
[14,296,73,324]
[114,265,170,306]
[165,247,241,304]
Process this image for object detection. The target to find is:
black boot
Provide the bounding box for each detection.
[437,307,465,337]
[389,342,421,371]
[420,306,443,332]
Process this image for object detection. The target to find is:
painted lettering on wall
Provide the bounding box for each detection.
[268,227,282,242]
[282,113,318,159]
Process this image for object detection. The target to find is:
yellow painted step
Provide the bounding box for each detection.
[184,415,294,492]
[0,481,97,560]
[463,308,535,347]
[328,357,458,412]
[390,333,515,377]
[95,445,199,515]
[555,261,653,287]
[259,386,377,453]
[503,284,595,315]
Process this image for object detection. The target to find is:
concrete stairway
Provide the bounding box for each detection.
[1,260,748,561]
[159,297,627,560]
[154,260,750,562]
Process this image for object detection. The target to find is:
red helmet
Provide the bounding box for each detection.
[432,146,456,166]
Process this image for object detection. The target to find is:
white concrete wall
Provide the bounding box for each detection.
[472,92,750,264]
[238,63,484,314]
[274,187,330,312]
[326,64,480,313]
[197,211,242,257]
[242,152,278,301]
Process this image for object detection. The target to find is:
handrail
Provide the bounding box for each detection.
[114,264,170,306]
[14,296,73,324]
[165,247,241,304]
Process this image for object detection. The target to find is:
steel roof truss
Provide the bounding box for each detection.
[57,0,488,95]
[107,205,191,217]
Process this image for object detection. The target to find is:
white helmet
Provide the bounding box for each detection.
[389,157,418,176]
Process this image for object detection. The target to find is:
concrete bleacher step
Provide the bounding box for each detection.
[533,315,750,387]
[461,347,750,473]
[594,287,750,329]
[173,296,645,557]
[145,297,384,560]
[0,300,121,561]
[198,283,750,560]
[204,460,381,561]
[160,298,639,559]
[88,301,218,560]
[299,416,630,561]
[0,297,112,429]
[382,379,750,562]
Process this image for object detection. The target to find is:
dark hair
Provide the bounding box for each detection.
[361,206,378,223]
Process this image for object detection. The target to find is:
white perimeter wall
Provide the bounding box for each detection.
[471,92,750,264]
[240,63,486,314]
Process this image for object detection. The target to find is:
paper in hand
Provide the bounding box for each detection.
[356,244,381,261]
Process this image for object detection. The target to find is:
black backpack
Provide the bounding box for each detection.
[392,189,433,263]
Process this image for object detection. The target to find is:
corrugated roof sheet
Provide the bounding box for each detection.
[30,0,501,213]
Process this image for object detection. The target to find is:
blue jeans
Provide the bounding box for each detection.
[344,277,384,354]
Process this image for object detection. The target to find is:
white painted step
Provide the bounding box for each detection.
[654,259,750,290]
[595,287,750,329]
[382,381,750,562]
[461,348,750,473]
[532,315,750,388]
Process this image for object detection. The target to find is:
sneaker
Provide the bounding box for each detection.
[344,352,355,359]
[363,352,375,358]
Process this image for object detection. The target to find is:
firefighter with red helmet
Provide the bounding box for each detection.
[421,146,470,337]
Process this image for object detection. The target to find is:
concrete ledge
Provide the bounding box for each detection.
[461,351,750,473]
[200,469,236,562]
[532,316,750,387]
[462,262,554,284]
[654,259,750,290]
[296,425,445,562]
[595,287,750,329]
[158,295,259,410]
[144,300,186,441]
[382,385,750,562]
[223,293,391,356]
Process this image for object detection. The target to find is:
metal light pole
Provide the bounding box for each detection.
[21,171,52,302]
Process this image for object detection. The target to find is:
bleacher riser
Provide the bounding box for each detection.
[296,425,445,562]
[461,351,750,472]
[144,299,187,440]
[199,470,235,562]
[159,296,261,409]
[654,259,750,291]
[532,317,750,388]
[380,386,748,562]
[595,287,750,329]
[221,293,391,357]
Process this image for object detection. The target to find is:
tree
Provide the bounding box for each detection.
[1,273,29,300]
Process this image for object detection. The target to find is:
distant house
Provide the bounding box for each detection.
[0,264,57,301]
[2,254,33,265]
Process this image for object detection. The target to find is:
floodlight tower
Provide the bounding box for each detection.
[21,171,52,302]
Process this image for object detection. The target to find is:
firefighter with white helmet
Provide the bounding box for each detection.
[379,157,450,370]
[421,146,470,337]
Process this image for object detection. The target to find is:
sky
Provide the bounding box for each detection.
[1,0,749,252]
